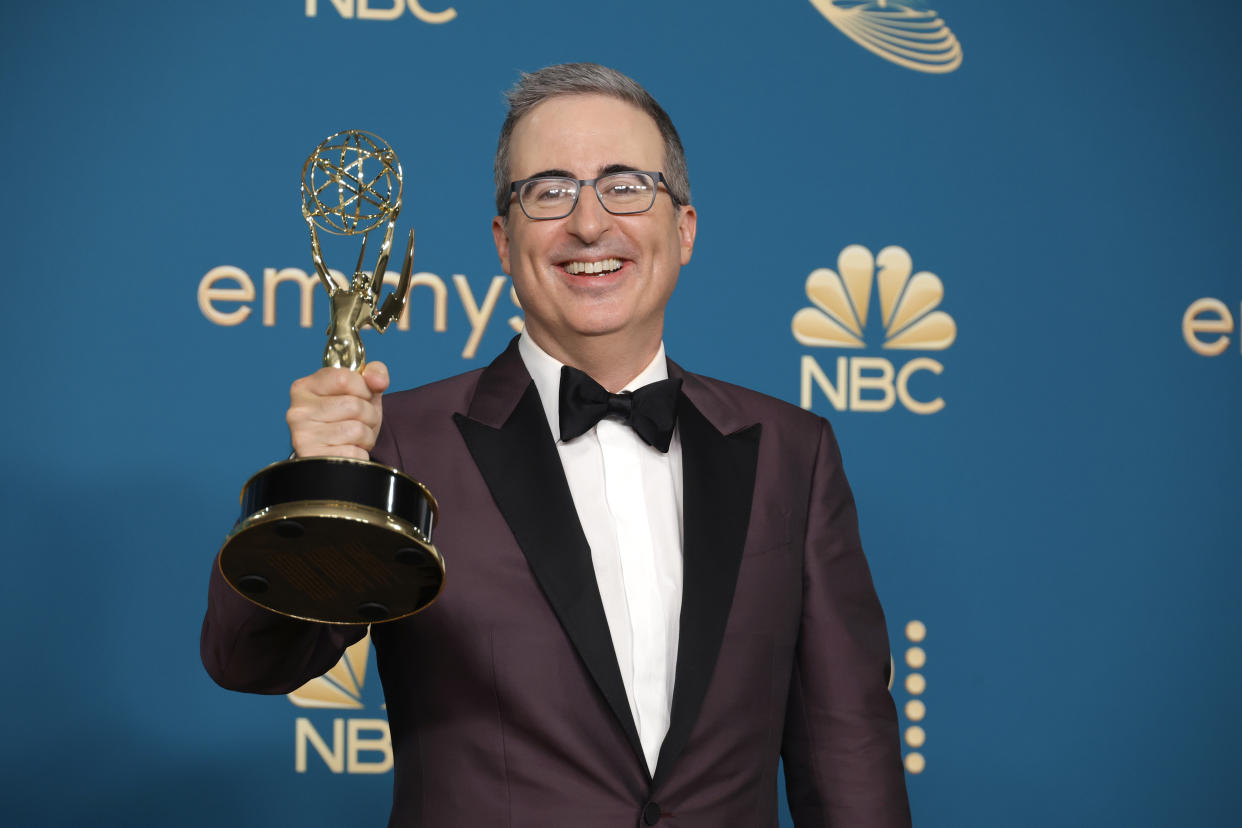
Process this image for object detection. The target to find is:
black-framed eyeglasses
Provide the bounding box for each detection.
[508,170,674,220]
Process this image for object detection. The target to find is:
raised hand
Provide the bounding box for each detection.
[286,361,389,460]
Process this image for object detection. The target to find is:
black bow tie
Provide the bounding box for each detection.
[558,365,682,452]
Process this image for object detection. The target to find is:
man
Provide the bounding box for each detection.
[203,63,911,827]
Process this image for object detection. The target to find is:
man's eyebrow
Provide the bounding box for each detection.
[599,163,643,177]
[523,168,574,180]
[520,164,646,181]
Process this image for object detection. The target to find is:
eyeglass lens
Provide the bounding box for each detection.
[520,172,657,218]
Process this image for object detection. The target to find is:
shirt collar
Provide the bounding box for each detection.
[517,330,669,442]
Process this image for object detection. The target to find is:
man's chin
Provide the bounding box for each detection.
[529,315,643,345]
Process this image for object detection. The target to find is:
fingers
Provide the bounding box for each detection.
[362,361,390,394]
[287,364,387,459]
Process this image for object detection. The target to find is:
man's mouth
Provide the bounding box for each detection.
[562,258,624,276]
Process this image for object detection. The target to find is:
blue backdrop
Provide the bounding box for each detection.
[3,1,1239,825]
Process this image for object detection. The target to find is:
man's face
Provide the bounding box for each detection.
[492,94,697,358]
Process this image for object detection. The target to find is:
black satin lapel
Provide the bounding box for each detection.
[454,385,647,775]
[652,396,761,790]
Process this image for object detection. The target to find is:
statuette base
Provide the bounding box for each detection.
[219,458,443,625]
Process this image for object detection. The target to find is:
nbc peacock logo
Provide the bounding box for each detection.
[793,244,956,414]
[289,635,372,710]
[289,633,393,774]
[809,0,962,74]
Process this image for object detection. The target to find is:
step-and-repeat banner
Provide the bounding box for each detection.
[3,1,1239,825]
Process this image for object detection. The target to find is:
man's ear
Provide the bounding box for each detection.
[677,204,697,266]
[492,215,512,274]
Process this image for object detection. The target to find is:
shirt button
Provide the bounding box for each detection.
[642,801,662,825]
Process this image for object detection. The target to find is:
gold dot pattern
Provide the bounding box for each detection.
[905,620,926,642]
[900,620,927,775]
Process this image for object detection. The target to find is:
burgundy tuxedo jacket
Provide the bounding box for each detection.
[202,339,911,827]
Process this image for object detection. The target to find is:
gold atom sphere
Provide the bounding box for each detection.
[302,129,403,236]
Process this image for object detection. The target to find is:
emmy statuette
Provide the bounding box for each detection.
[217,131,444,625]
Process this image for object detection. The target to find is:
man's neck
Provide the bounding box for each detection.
[525,325,663,392]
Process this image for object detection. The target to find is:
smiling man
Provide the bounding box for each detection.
[203,63,911,827]
[492,90,695,392]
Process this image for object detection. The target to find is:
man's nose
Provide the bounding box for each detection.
[564,184,612,242]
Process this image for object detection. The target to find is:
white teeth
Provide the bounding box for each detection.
[564,258,622,275]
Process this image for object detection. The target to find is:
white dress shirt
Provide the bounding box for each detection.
[518,332,684,775]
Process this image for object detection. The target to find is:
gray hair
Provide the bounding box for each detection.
[494,63,691,216]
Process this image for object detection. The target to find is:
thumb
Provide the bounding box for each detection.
[362,360,390,394]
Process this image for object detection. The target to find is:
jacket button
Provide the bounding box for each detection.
[642,801,662,825]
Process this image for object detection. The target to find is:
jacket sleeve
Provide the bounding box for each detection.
[200,558,367,694]
[781,418,912,827]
